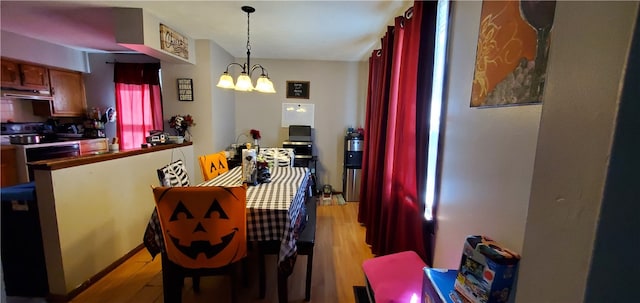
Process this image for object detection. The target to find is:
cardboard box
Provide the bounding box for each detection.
[422,268,459,303]
[454,236,520,303]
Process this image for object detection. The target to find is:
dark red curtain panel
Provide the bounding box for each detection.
[358,0,435,262]
[357,52,379,224]
[114,63,163,150]
[359,27,394,249]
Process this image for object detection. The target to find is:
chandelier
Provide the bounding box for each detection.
[216,6,275,93]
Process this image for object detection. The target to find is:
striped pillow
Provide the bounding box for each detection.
[157,160,190,187]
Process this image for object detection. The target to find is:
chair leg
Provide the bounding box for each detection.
[277,270,288,303]
[258,251,267,299]
[162,257,183,303]
[304,251,314,301]
[230,263,239,303]
[242,258,249,287]
[192,275,201,293]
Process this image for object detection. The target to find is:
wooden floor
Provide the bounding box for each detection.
[65,201,373,303]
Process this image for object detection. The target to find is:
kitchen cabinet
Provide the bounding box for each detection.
[1,59,49,91]
[49,69,86,117]
[1,145,19,187]
[32,68,87,117]
[79,138,108,155]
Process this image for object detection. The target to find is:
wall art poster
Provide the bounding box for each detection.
[470,0,556,108]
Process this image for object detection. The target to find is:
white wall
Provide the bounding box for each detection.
[433,1,541,267]
[517,2,638,302]
[435,1,638,302]
[1,30,89,72]
[234,59,364,191]
[161,39,236,184]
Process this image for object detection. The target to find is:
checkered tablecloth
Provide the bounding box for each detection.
[144,166,310,266]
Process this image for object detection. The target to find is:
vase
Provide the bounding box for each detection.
[253,139,260,154]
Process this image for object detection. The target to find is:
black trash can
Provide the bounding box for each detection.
[1,182,49,297]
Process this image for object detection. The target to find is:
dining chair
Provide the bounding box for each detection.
[157,159,191,187]
[260,147,295,167]
[258,195,317,302]
[152,185,247,303]
[154,159,205,290]
[198,151,229,181]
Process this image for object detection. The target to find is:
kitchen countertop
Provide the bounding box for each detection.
[28,141,193,171]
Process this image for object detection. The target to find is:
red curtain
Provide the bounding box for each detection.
[114,63,163,150]
[358,0,437,262]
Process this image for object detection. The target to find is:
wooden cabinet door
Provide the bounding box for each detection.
[49,69,87,117]
[1,146,19,187]
[80,138,108,155]
[1,60,21,87]
[20,64,49,90]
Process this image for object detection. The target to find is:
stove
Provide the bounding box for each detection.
[1,122,59,145]
[2,122,81,182]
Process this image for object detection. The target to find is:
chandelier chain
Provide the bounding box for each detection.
[246,10,251,53]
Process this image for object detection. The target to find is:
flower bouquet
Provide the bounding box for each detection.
[250,129,261,140]
[250,129,261,150]
[169,114,196,137]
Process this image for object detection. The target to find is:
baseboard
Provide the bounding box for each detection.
[46,244,145,302]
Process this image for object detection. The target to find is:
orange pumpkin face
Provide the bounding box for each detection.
[153,186,247,268]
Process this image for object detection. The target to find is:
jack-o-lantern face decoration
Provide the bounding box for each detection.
[153,186,247,269]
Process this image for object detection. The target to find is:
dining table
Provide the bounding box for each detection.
[143,165,312,277]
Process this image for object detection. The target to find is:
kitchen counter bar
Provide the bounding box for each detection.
[31,143,195,300]
[28,142,192,171]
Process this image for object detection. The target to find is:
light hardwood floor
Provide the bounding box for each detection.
[63,201,373,303]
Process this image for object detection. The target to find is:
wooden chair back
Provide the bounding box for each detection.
[152,186,247,268]
[198,151,229,181]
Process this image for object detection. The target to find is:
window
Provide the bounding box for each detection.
[114,63,163,150]
[425,0,450,221]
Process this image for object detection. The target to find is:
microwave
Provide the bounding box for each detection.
[288,125,311,142]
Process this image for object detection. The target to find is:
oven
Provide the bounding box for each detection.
[2,122,82,182]
[15,142,81,182]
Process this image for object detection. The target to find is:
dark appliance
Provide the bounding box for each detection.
[343,131,363,201]
[2,122,81,182]
[288,125,311,142]
[282,125,317,193]
[19,143,81,182]
[1,182,49,297]
[1,122,57,144]
[281,141,313,167]
[282,125,314,167]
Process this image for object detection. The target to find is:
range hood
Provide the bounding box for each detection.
[1,90,53,101]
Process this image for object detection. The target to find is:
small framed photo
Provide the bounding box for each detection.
[286,81,310,99]
[177,78,193,101]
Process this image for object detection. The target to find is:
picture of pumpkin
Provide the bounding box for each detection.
[153,186,247,269]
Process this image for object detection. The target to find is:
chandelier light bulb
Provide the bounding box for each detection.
[216,73,235,89]
[234,73,254,91]
[255,76,276,93]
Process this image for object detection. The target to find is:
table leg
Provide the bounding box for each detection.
[277,270,288,303]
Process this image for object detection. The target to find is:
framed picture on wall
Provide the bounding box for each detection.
[469,0,556,108]
[286,81,310,99]
[177,78,194,101]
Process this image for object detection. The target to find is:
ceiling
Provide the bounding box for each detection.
[0,1,413,62]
